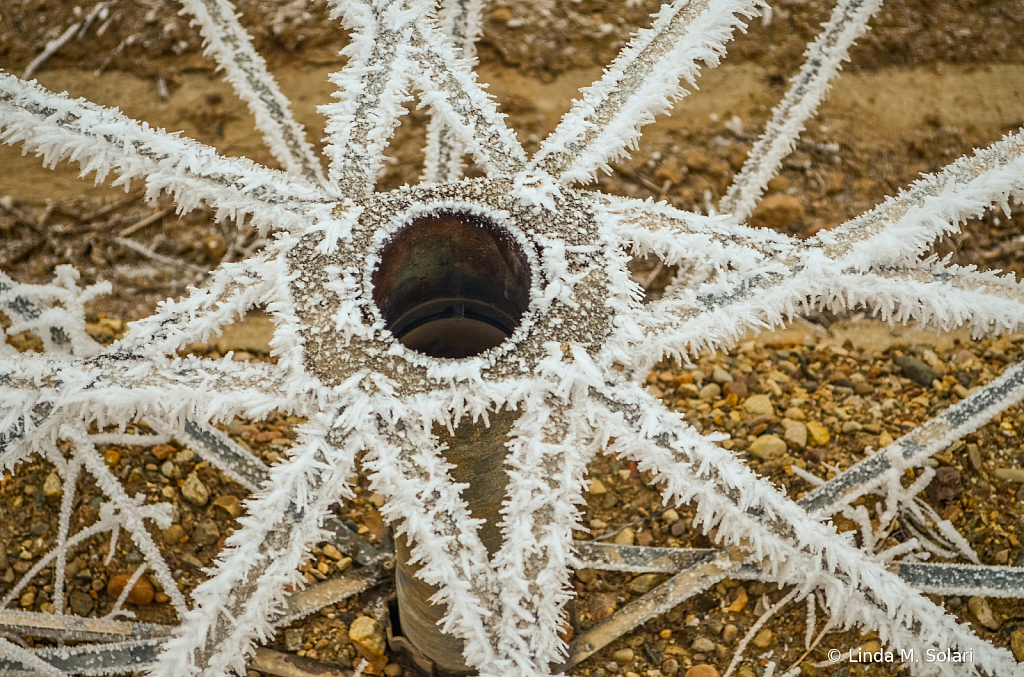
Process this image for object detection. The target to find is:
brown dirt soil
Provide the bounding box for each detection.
[1,1,1023,676]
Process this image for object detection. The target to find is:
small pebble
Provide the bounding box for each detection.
[699,383,721,401]
[925,467,962,502]
[614,528,635,546]
[806,421,830,446]
[152,444,176,460]
[968,596,1001,630]
[683,665,720,677]
[691,637,715,653]
[743,394,774,416]
[43,472,62,497]
[284,628,304,652]
[712,367,733,384]
[628,573,664,594]
[1010,630,1024,662]
[752,628,773,649]
[182,472,210,507]
[589,478,608,494]
[722,624,739,643]
[605,661,620,673]
[350,616,386,656]
[107,573,155,605]
[212,494,243,519]
[69,590,94,616]
[661,658,679,677]
[992,468,1024,483]
[323,544,345,560]
[782,419,807,450]
[749,434,787,460]
[162,524,185,545]
[894,355,937,388]
[723,380,748,398]
[783,407,805,420]
[661,508,680,525]
[967,444,983,473]
[612,648,634,664]
[726,587,748,613]
[192,519,221,547]
[384,664,403,677]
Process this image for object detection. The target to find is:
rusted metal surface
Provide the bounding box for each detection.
[394,408,518,674]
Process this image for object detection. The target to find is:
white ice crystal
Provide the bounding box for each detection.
[2,0,1024,675]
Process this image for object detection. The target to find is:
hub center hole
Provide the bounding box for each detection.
[372,211,531,359]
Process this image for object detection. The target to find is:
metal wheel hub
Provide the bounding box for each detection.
[288,180,617,389]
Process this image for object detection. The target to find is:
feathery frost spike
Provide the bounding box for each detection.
[720,0,883,221]
[531,0,763,184]
[179,0,329,188]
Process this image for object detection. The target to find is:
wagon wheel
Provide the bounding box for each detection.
[1,0,1023,675]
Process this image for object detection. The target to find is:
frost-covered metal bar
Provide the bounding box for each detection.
[720,0,883,221]
[0,568,382,675]
[0,74,337,235]
[412,23,527,178]
[531,0,762,184]
[148,415,358,677]
[321,0,416,199]
[561,548,744,668]
[597,193,797,260]
[800,359,1024,514]
[0,610,171,642]
[176,419,383,565]
[180,0,328,187]
[593,383,1020,677]
[826,263,1024,337]
[575,544,1024,598]
[421,0,485,183]
[807,128,1024,268]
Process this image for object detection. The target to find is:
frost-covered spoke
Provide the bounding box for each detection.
[0,355,297,466]
[531,0,762,184]
[0,74,337,235]
[824,260,1024,337]
[363,404,507,675]
[150,411,358,677]
[800,358,1024,515]
[0,266,107,357]
[720,0,883,221]
[808,127,1024,267]
[492,393,593,671]
[592,381,1020,676]
[180,0,329,187]
[116,250,280,357]
[597,193,798,258]
[421,0,485,183]
[322,0,418,199]
[412,24,527,178]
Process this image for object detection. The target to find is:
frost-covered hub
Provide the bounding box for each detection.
[2,0,1024,675]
